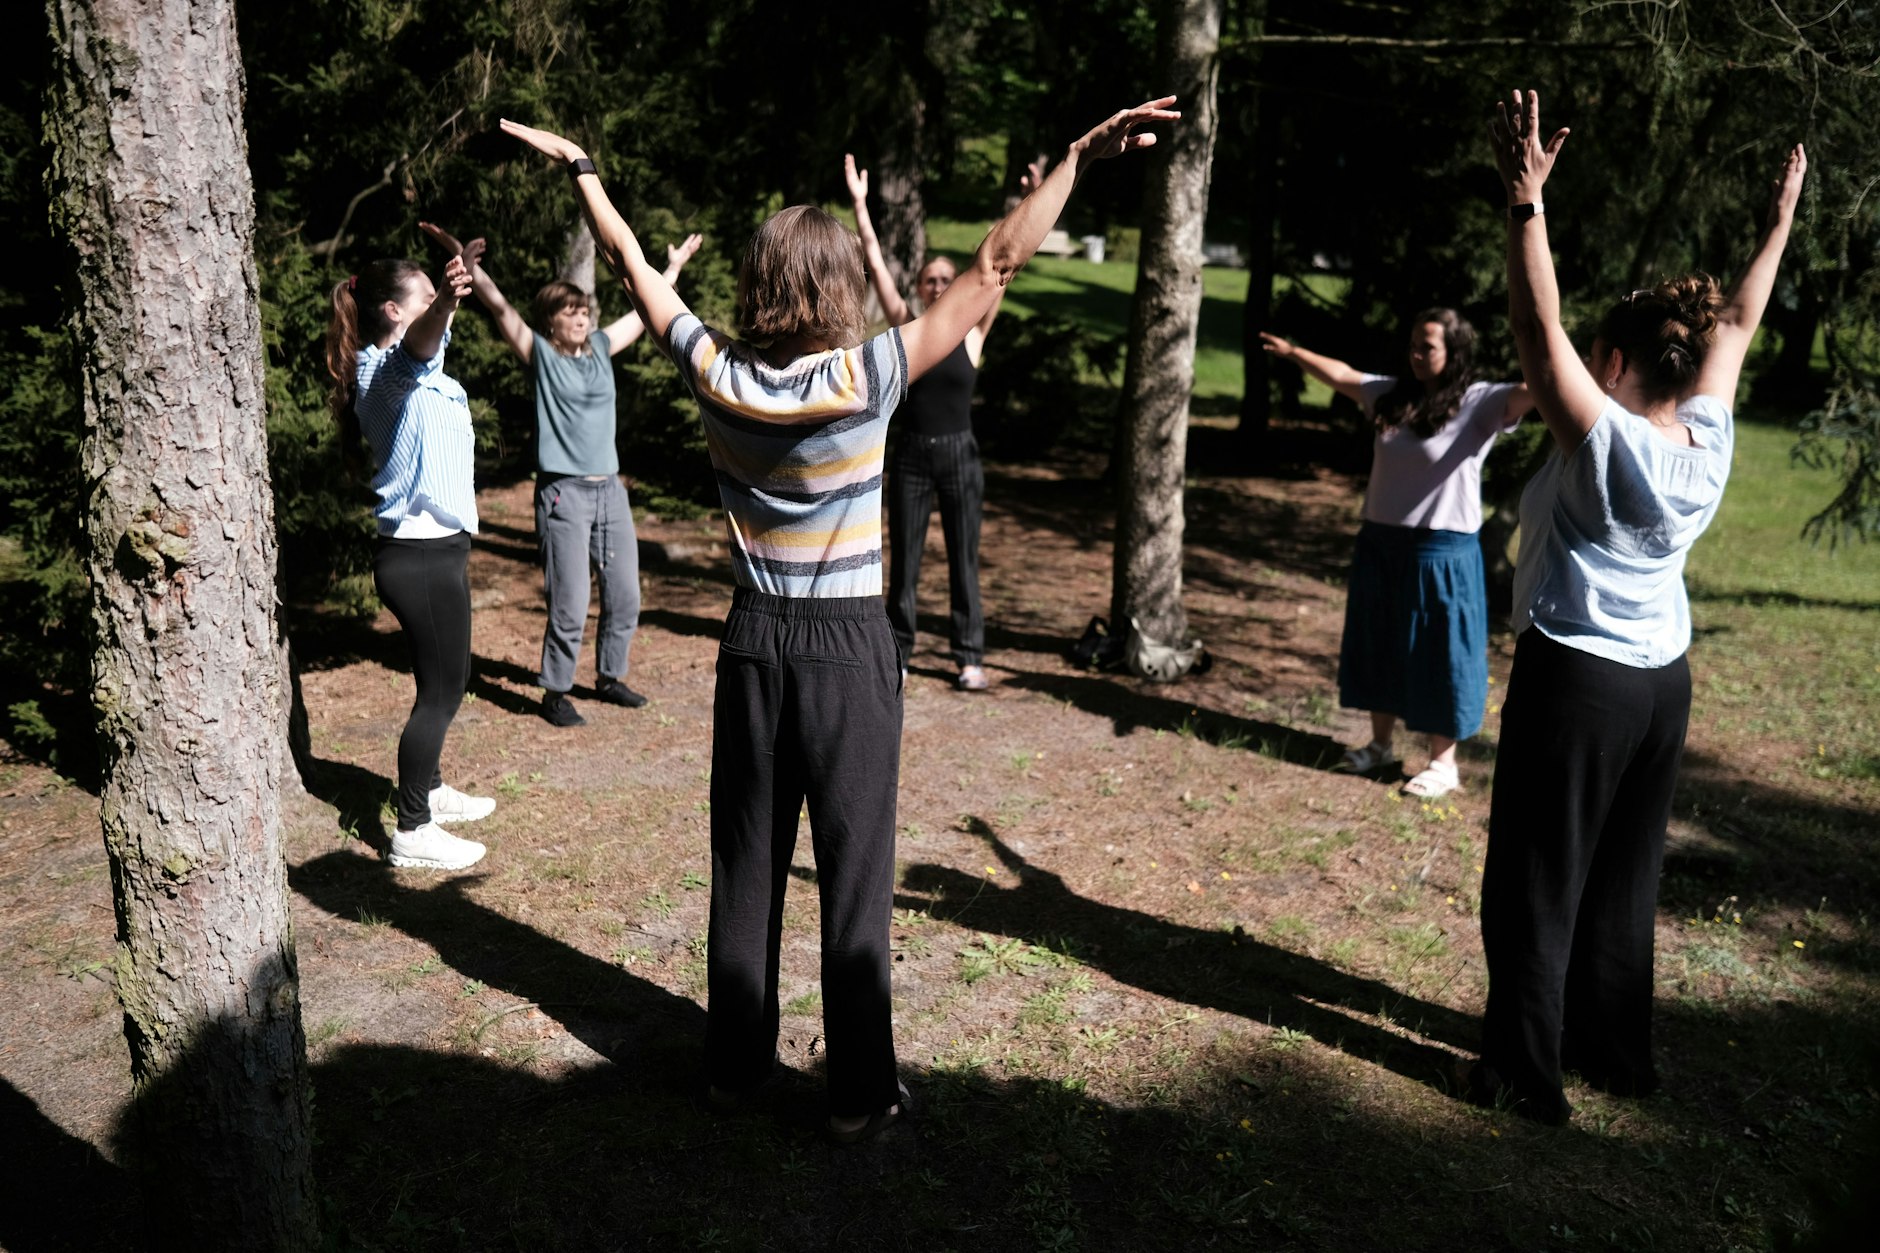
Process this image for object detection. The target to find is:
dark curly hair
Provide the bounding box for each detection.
[1374,307,1477,438]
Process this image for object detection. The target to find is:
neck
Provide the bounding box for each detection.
[758,333,835,366]
[551,334,588,355]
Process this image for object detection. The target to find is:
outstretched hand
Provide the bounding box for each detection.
[843,153,868,203]
[1488,89,1569,206]
[668,233,703,269]
[418,221,486,278]
[1078,96,1181,161]
[1767,143,1807,230]
[1256,331,1296,358]
[499,119,588,164]
[440,254,473,302]
[1018,158,1045,197]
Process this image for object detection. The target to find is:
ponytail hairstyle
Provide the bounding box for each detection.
[736,205,867,352]
[1595,274,1725,406]
[324,259,426,469]
[1374,307,1478,438]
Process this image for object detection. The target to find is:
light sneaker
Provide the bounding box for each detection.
[428,782,496,823]
[388,822,487,871]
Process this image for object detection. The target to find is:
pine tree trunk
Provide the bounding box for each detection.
[870,102,929,296]
[562,216,598,300]
[1111,0,1223,646]
[46,2,317,1249]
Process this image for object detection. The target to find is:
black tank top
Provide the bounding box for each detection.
[901,339,977,436]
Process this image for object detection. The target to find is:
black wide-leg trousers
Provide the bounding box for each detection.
[1480,628,1690,1123]
[705,588,904,1117]
[887,430,985,667]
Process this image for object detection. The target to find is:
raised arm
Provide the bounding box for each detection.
[1694,143,1807,405]
[600,233,703,356]
[420,221,533,364]
[900,97,1180,382]
[845,155,912,326]
[1490,88,1604,453]
[499,121,693,349]
[962,160,1043,365]
[402,251,474,363]
[1257,333,1371,404]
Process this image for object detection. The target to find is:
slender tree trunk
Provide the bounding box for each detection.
[870,97,929,295]
[1236,80,1279,444]
[46,2,316,1249]
[562,216,598,299]
[1110,0,1223,646]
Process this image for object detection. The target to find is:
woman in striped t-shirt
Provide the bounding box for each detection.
[324,251,496,873]
[503,97,1179,1143]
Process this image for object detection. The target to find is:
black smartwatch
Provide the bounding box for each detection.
[567,157,598,179]
[1508,201,1545,222]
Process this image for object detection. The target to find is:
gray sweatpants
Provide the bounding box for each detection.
[535,474,640,693]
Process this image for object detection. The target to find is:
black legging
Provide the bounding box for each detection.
[373,533,472,831]
[886,430,985,667]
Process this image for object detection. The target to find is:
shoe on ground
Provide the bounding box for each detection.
[428,781,496,823]
[826,1081,914,1146]
[543,690,587,727]
[1402,760,1460,799]
[388,822,487,871]
[595,677,648,708]
[956,664,990,692]
[1338,740,1396,773]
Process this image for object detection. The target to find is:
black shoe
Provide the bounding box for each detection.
[595,678,648,708]
[543,691,587,727]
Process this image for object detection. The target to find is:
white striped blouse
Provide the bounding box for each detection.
[355,329,480,538]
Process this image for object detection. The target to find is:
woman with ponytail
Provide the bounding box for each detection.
[324,248,495,871]
[1260,313,1532,798]
[1463,90,1806,1124]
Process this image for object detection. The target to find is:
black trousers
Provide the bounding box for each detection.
[1480,629,1691,1123]
[886,430,985,667]
[706,588,904,1116]
[372,533,473,832]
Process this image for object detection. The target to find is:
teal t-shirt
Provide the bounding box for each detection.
[532,329,619,476]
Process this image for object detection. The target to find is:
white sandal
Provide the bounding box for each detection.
[1402,760,1460,799]
[1339,741,1396,773]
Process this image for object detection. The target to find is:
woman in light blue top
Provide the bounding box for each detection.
[1460,89,1806,1125]
[325,250,498,873]
[421,221,701,728]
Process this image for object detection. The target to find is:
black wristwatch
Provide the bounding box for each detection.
[1508,201,1545,222]
[567,157,598,179]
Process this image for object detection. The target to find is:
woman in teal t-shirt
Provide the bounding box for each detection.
[422,221,700,727]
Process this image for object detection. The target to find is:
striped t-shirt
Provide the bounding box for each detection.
[666,313,907,597]
[355,329,480,537]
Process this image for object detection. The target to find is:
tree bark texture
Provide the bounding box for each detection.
[46,2,317,1249]
[561,216,598,300]
[1111,0,1223,645]
[870,96,929,297]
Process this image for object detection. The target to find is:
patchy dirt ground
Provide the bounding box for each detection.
[3,419,1876,1253]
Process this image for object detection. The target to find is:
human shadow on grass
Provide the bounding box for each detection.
[891,820,1476,1080]
[995,664,1347,772]
[291,850,706,1072]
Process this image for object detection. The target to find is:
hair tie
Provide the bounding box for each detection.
[347,274,358,292]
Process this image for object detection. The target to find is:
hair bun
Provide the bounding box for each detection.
[1660,272,1724,339]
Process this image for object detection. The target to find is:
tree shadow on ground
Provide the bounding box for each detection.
[1687,586,1880,613]
[0,1074,133,1251]
[291,850,706,1070]
[995,664,1347,772]
[895,820,1476,1078]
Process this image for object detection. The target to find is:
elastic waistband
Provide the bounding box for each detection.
[375,530,471,551]
[730,587,885,621]
[540,473,619,487]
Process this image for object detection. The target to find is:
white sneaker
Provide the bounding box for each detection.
[389,822,487,871]
[428,782,496,823]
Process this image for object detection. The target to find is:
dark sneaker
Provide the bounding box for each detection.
[543,691,587,727]
[595,678,648,708]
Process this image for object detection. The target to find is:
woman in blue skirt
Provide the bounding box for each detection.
[1261,313,1531,797]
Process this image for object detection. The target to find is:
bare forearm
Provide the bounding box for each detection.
[851,199,909,324]
[1720,216,1795,334]
[1287,345,1364,394]
[403,295,458,362]
[978,142,1088,280]
[571,174,662,295]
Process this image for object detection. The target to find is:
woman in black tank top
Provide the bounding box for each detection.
[846,155,1041,689]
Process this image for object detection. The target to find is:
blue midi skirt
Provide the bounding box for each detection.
[1336,521,1489,741]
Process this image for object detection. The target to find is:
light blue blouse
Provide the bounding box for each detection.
[1512,394,1732,668]
[356,329,480,537]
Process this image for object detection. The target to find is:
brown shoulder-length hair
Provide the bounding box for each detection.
[736,205,867,351]
[532,279,592,331]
